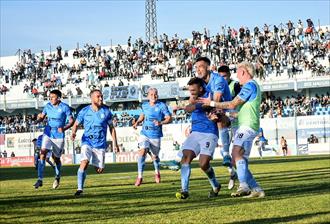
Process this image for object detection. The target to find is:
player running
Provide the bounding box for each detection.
[71,89,119,196]
[33,90,74,189]
[133,87,172,186]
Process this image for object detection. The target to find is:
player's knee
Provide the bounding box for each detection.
[199,162,210,171]
[138,149,146,156]
[152,155,159,161]
[80,160,89,170]
[232,147,244,162]
[54,157,61,164]
[39,153,46,160]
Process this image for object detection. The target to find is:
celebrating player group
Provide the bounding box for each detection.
[33,57,264,199]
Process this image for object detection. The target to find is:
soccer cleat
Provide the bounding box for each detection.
[176,191,189,200]
[160,160,181,171]
[74,190,83,197]
[155,173,161,184]
[34,180,43,189]
[231,186,251,197]
[52,177,60,189]
[208,184,221,198]
[222,155,232,167]
[243,190,265,199]
[135,177,143,186]
[228,172,237,190]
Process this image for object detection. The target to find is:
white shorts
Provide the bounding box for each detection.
[138,135,161,156]
[231,127,238,139]
[41,135,64,158]
[233,126,258,159]
[182,131,218,158]
[80,144,105,169]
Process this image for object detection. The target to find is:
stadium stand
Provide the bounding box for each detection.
[0,18,329,133]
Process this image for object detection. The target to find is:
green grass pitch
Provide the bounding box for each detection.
[1,155,329,223]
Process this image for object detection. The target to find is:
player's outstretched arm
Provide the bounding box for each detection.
[197,96,245,110]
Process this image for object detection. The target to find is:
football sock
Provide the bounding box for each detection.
[137,156,146,178]
[181,163,191,192]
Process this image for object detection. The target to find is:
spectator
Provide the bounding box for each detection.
[11,152,15,157]
[280,136,288,156]
[173,141,180,151]
[3,150,7,158]
[307,134,319,144]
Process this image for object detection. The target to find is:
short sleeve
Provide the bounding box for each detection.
[107,110,113,126]
[65,105,72,118]
[76,107,86,124]
[237,82,256,102]
[161,103,171,117]
[213,76,226,94]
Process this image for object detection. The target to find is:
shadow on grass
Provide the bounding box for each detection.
[227,211,330,224]
[1,155,329,181]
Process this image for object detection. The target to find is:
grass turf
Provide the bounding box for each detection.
[0,155,329,224]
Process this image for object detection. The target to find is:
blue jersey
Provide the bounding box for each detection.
[237,81,259,102]
[36,135,43,148]
[204,72,232,102]
[42,102,72,139]
[141,101,171,138]
[191,91,219,137]
[77,105,113,149]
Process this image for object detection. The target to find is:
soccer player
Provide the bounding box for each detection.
[32,135,55,170]
[175,77,221,199]
[198,62,265,198]
[71,89,119,196]
[218,65,241,189]
[257,127,267,158]
[165,57,233,172]
[133,87,172,186]
[34,89,74,189]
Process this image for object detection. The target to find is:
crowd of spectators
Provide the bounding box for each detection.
[0,114,46,134]
[260,93,329,118]
[0,90,329,133]
[0,18,329,133]
[0,18,329,99]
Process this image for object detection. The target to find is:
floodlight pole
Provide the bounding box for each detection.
[145,0,157,42]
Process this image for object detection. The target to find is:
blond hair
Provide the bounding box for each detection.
[237,62,256,78]
[148,87,158,94]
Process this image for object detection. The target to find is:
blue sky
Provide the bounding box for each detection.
[1,0,329,56]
